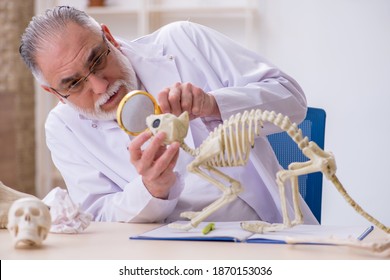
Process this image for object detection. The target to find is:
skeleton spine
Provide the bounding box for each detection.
[258,110,310,150]
[180,142,198,157]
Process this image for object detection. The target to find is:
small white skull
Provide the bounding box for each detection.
[0,181,35,229]
[146,111,189,145]
[7,197,51,248]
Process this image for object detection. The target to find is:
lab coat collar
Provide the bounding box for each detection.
[78,113,118,131]
[118,39,182,96]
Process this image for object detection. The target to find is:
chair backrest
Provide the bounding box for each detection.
[267,107,326,223]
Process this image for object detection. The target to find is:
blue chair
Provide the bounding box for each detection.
[267,107,326,223]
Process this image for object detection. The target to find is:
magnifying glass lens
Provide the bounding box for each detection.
[117,90,161,136]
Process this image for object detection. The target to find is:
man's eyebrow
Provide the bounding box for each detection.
[58,44,102,87]
[86,44,102,65]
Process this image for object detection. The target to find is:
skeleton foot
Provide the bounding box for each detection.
[241,221,287,233]
[291,219,303,227]
[168,221,194,231]
[180,211,199,219]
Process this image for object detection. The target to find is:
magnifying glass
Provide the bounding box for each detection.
[117,90,162,136]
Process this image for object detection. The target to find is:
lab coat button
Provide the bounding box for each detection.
[168,55,174,60]
[92,123,98,128]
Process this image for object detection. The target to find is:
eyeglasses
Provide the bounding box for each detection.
[50,35,111,99]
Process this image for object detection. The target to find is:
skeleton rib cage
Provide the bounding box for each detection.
[182,109,309,168]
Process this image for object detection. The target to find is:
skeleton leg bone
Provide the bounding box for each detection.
[242,143,335,233]
[289,165,304,226]
[169,164,243,231]
[280,160,320,226]
[242,161,318,233]
[241,176,299,233]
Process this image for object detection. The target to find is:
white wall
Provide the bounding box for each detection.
[257,0,390,227]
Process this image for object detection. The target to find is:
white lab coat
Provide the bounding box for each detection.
[45,21,318,224]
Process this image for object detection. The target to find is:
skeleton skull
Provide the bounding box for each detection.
[146,111,189,145]
[0,181,35,229]
[7,197,51,248]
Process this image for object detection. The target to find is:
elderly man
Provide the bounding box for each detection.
[19,6,317,225]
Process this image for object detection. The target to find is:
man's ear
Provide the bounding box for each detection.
[41,85,65,104]
[101,24,120,48]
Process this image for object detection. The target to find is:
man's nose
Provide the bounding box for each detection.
[87,73,109,94]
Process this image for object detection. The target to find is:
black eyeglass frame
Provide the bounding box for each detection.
[49,33,111,99]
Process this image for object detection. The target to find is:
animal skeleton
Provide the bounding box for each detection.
[146,109,390,235]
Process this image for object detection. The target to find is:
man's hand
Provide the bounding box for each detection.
[157,82,221,120]
[128,131,180,199]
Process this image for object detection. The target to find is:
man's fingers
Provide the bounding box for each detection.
[157,88,171,114]
[148,142,180,179]
[128,130,152,162]
[167,86,182,116]
[190,86,205,116]
[140,131,167,168]
[180,84,193,113]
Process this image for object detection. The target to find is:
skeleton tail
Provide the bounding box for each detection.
[331,175,390,234]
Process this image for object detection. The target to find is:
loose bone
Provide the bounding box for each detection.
[0,181,36,229]
[146,109,390,234]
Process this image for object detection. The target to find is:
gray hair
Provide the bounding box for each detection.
[19,6,101,84]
